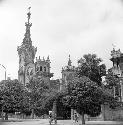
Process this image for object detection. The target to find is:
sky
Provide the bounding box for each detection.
[0,0,123,80]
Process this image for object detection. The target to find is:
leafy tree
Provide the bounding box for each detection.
[0,79,26,120]
[41,86,70,119]
[26,76,50,118]
[18,88,31,117]
[57,95,71,119]
[63,76,114,125]
[77,54,106,86]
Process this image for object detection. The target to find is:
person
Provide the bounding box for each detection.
[49,111,53,125]
[74,113,78,122]
[49,112,52,119]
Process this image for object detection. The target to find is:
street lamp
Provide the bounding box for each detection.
[0,64,6,80]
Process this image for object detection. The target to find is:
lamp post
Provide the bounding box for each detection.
[0,64,6,80]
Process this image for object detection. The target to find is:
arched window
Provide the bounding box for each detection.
[40,66,42,71]
[44,66,46,72]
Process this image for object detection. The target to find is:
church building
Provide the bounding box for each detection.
[17,8,53,85]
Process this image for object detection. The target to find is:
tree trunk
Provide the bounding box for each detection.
[31,108,34,119]
[81,112,85,125]
[53,100,57,118]
[53,100,57,124]
[5,112,8,120]
[1,106,4,121]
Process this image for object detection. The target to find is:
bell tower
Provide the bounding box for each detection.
[61,55,75,90]
[17,7,37,85]
[35,56,53,83]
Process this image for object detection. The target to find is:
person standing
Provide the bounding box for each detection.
[74,113,78,123]
[49,111,53,125]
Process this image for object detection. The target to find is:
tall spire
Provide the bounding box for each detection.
[23,7,32,45]
[27,7,31,24]
[68,55,72,66]
[17,7,37,66]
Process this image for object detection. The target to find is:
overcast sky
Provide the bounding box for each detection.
[0,0,123,80]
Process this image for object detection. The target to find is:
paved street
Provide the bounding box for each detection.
[1,119,123,125]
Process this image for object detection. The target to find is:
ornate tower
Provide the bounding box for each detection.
[35,56,53,83]
[17,8,37,85]
[61,55,75,90]
[110,48,123,101]
[110,48,122,77]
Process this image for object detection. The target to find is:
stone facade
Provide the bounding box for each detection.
[17,9,53,85]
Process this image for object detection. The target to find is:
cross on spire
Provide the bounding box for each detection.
[27,7,31,24]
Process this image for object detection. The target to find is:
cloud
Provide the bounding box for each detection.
[32,0,123,45]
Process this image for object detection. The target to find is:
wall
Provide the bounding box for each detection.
[71,104,123,121]
[102,104,123,121]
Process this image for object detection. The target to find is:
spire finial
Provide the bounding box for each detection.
[27,7,31,24]
[69,54,70,59]
[23,7,32,45]
[68,54,72,66]
[47,55,49,60]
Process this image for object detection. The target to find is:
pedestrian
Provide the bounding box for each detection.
[49,111,53,125]
[49,112,52,119]
[74,113,78,123]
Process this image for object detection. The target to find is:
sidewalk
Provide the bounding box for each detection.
[1,118,123,125]
[58,120,123,125]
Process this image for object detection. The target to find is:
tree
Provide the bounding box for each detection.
[77,54,106,86]
[41,85,71,120]
[26,76,50,118]
[0,79,26,120]
[18,88,31,117]
[63,76,114,125]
